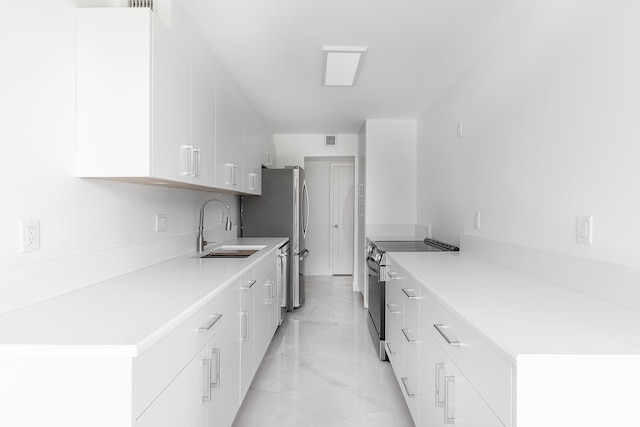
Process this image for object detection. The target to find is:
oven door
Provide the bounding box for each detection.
[367,257,386,360]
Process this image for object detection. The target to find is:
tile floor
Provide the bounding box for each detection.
[231,275,415,427]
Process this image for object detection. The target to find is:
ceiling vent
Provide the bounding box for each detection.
[325,135,337,147]
[129,0,153,8]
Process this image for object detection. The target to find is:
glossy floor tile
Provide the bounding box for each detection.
[232,276,414,427]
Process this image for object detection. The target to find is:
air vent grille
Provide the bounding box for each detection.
[129,0,153,8]
[325,135,336,147]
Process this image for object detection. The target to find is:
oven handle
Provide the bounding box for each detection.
[367,257,380,272]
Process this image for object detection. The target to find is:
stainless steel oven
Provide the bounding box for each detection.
[366,238,459,361]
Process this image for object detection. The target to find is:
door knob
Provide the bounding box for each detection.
[334,224,339,228]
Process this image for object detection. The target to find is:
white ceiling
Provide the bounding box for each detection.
[175,0,534,134]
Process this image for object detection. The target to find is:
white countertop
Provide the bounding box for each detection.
[0,237,287,358]
[387,252,640,363]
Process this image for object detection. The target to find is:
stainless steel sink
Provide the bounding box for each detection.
[199,245,266,259]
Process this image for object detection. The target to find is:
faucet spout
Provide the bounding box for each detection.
[197,198,232,252]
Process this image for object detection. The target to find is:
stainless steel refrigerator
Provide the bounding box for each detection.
[241,166,309,310]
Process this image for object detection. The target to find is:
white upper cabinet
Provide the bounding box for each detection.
[190,55,216,187]
[214,85,244,191]
[77,7,271,194]
[77,8,193,185]
[242,113,261,194]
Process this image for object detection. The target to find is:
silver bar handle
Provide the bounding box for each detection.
[182,145,194,176]
[401,328,416,343]
[198,314,223,332]
[193,148,201,177]
[386,271,400,280]
[202,358,212,402]
[385,341,397,356]
[434,324,460,346]
[402,288,418,299]
[225,163,233,185]
[267,281,274,302]
[211,348,220,389]
[241,311,249,341]
[445,376,455,424]
[401,377,416,399]
[435,363,446,407]
[386,303,400,314]
[241,280,257,290]
[232,164,238,185]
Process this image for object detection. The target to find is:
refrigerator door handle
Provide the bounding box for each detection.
[302,179,309,239]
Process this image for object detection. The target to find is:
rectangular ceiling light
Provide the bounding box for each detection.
[322,46,367,87]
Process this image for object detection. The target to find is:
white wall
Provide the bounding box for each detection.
[0,1,261,314]
[274,134,358,168]
[417,0,640,267]
[364,120,417,228]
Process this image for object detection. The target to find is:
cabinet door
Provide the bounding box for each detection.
[242,114,261,194]
[151,16,192,183]
[136,346,208,427]
[445,362,504,427]
[266,272,279,339]
[190,56,216,187]
[207,319,240,427]
[253,279,271,369]
[420,324,448,427]
[420,325,503,427]
[215,86,243,190]
[239,296,255,403]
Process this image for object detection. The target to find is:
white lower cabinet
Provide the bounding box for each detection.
[239,259,278,404]
[420,321,503,427]
[386,256,508,427]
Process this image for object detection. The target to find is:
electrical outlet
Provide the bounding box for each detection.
[155,214,168,232]
[19,219,40,252]
[473,212,481,230]
[576,215,593,245]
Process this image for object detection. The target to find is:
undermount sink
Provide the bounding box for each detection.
[200,244,266,259]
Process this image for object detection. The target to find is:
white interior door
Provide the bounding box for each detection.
[331,164,354,275]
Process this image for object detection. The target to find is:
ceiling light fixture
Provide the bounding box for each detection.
[322,46,367,87]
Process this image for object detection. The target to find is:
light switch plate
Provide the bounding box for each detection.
[156,214,168,232]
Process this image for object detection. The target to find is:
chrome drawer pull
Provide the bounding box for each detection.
[435,363,446,407]
[202,358,212,402]
[402,288,418,299]
[386,303,400,314]
[401,377,416,398]
[198,314,223,332]
[401,328,417,343]
[211,348,220,389]
[385,342,397,356]
[386,271,401,280]
[241,312,249,341]
[444,376,456,424]
[241,280,257,290]
[434,324,460,346]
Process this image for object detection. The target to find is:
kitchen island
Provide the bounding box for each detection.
[0,237,287,427]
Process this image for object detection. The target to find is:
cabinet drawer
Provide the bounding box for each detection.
[422,289,513,427]
[134,282,238,417]
[239,253,276,304]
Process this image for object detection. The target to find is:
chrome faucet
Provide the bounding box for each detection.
[197,198,232,252]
